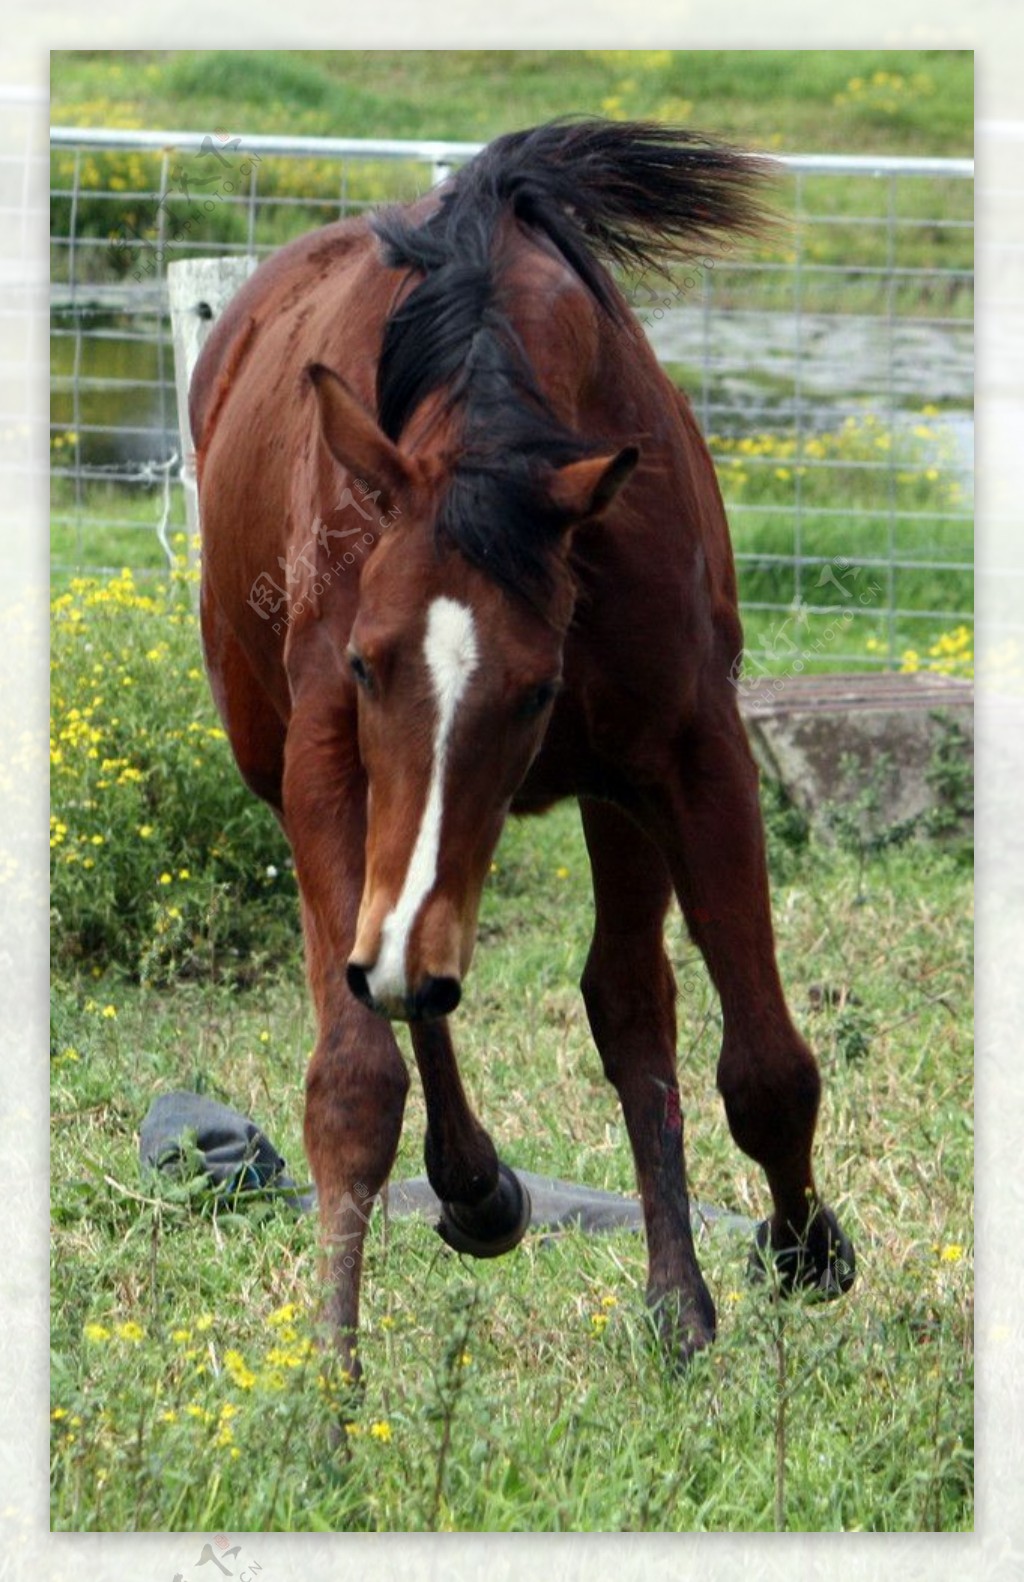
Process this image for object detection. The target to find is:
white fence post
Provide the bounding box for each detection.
[167,256,257,561]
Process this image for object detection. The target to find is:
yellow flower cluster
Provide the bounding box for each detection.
[60,1297,405,1467]
[586,50,692,125]
[52,568,205,840]
[708,409,966,511]
[868,623,973,679]
[52,575,164,869]
[343,1419,393,1443]
[587,49,674,73]
[588,1292,618,1336]
[55,98,145,131]
[834,69,936,113]
[51,546,294,980]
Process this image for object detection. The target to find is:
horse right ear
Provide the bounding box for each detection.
[307,363,412,504]
[547,446,640,522]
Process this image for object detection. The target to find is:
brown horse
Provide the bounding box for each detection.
[191,120,854,1389]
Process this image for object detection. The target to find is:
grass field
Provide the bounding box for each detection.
[50,49,973,153]
[50,571,974,1531]
[51,801,973,1531]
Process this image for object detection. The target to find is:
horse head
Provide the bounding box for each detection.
[307,362,637,1021]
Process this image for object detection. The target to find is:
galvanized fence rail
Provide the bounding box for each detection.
[49,127,974,670]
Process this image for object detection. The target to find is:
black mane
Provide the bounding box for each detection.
[370,118,769,600]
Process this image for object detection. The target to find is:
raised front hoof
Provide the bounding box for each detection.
[436,1162,532,1259]
[647,1284,717,1371]
[748,1207,856,1300]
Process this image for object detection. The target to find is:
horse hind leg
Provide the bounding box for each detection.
[644,704,855,1300]
[579,796,716,1364]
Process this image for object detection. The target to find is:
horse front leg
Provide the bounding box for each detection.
[410,1018,532,1259]
[282,689,410,1393]
[642,702,855,1299]
[579,796,716,1362]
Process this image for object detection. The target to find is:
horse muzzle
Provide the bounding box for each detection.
[346,960,462,1022]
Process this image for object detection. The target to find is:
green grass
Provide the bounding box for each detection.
[51,49,973,153]
[50,479,188,583]
[51,796,973,1531]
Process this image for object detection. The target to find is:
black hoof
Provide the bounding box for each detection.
[749,1206,856,1300]
[436,1162,532,1259]
[648,1282,717,1370]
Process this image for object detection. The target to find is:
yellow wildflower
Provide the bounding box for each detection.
[265,1303,299,1328]
[223,1349,256,1389]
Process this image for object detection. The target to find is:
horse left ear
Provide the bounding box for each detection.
[547,446,640,521]
[307,362,412,503]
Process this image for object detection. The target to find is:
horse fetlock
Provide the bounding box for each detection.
[436,1161,532,1259]
[717,1046,821,1170]
[647,1279,717,1369]
[321,1349,367,1456]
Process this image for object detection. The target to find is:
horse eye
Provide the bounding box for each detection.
[348,650,372,691]
[518,680,559,721]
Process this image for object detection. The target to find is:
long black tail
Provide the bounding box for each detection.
[377,117,772,313]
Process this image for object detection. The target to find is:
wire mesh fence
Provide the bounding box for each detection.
[49,126,974,671]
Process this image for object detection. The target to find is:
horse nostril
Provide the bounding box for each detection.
[414,975,462,1020]
[346,962,372,1006]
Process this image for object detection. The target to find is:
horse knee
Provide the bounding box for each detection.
[304,1042,409,1189]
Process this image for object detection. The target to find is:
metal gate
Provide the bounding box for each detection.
[50,126,973,672]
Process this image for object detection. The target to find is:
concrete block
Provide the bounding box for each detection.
[738,672,973,835]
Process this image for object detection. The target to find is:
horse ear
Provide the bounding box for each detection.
[547,446,639,521]
[307,363,411,502]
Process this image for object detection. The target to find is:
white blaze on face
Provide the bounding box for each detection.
[366,597,480,1007]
